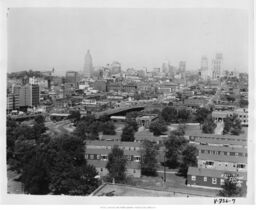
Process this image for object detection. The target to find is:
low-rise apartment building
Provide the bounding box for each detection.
[198,153,247,172]
[85,140,141,178]
[187,167,247,189]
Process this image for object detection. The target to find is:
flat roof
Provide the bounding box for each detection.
[87,160,140,169]
[198,153,247,163]
[187,167,247,180]
[192,138,247,146]
[87,140,141,148]
[86,148,140,156]
[186,132,247,141]
[197,145,247,153]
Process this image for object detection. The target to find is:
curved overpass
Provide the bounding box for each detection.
[95,105,146,119]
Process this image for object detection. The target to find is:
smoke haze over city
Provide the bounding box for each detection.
[8,8,248,75]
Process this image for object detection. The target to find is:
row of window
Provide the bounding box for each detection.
[89,145,139,151]
[203,161,246,169]
[190,136,246,142]
[200,149,247,157]
[86,154,141,162]
[191,176,244,186]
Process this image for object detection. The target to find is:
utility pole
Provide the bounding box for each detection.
[163,150,166,182]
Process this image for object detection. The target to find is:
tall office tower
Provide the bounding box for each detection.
[212,53,223,79]
[66,71,79,88]
[179,61,186,80]
[200,56,210,80]
[19,84,40,107]
[83,50,93,78]
[111,61,122,74]
[162,61,169,74]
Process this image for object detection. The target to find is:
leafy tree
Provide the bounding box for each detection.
[68,110,81,123]
[21,145,50,194]
[195,108,211,125]
[101,121,116,135]
[161,106,178,123]
[34,115,45,124]
[33,121,47,142]
[178,145,198,176]
[141,141,158,176]
[99,114,110,122]
[171,124,185,136]
[177,109,191,122]
[121,126,135,142]
[106,146,127,182]
[202,116,217,134]
[223,115,242,135]
[149,120,167,136]
[126,118,138,132]
[7,118,18,160]
[239,99,248,108]
[218,175,245,197]
[164,134,188,169]
[126,111,139,120]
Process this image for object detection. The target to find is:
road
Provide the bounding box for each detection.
[45,120,74,136]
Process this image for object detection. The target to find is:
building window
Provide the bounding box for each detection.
[201,150,205,154]
[204,177,207,182]
[133,169,136,173]
[237,164,246,169]
[212,178,217,184]
[101,155,108,161]
[97,154,100,160]
[100,168,103,172]
[220,179,225,185]
[191,176,196,181]
[85,154,89,159]
[89,154,94,160]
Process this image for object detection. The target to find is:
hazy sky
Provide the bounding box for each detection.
[7,8,248,75]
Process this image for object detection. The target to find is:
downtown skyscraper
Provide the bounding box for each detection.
[83,50,94,78]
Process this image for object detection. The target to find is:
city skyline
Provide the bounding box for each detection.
[8,8,248,75]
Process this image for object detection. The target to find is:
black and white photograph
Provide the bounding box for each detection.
[0,0,254,206]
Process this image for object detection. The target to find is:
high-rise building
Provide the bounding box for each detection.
[19,84,40,107]
[7,94,20,111]
[179,61,186,80]
[200,56,210,80]
[83,50,93,78]
[212,53,223,79]
[111,61,121,74]
[66,71,79,88]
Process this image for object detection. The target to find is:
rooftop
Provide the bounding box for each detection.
[87,160,140,169]
[188,167,247,180]
[198,153,247,163]
[197,144,247,153]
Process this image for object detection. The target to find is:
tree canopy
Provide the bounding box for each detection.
[149,120,167,136]
[164,133,188,169]
[106,146,127,183]
[223,114,242,135]
[218,175,246,197]
[141,141,158,176]
[178,144,198,176]
[121,126,135,142]
[202,116,217,134]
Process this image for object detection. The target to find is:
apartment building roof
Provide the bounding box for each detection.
[86,140,141,148]
[186,132,247,141]
[192,137,247,147]
[197,144,247,153]
[87,159,141,169]
[86,148,140,156]
[198,153,247,163]
[188,167,247,180]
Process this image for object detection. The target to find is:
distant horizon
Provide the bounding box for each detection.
[7,8,249,75]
